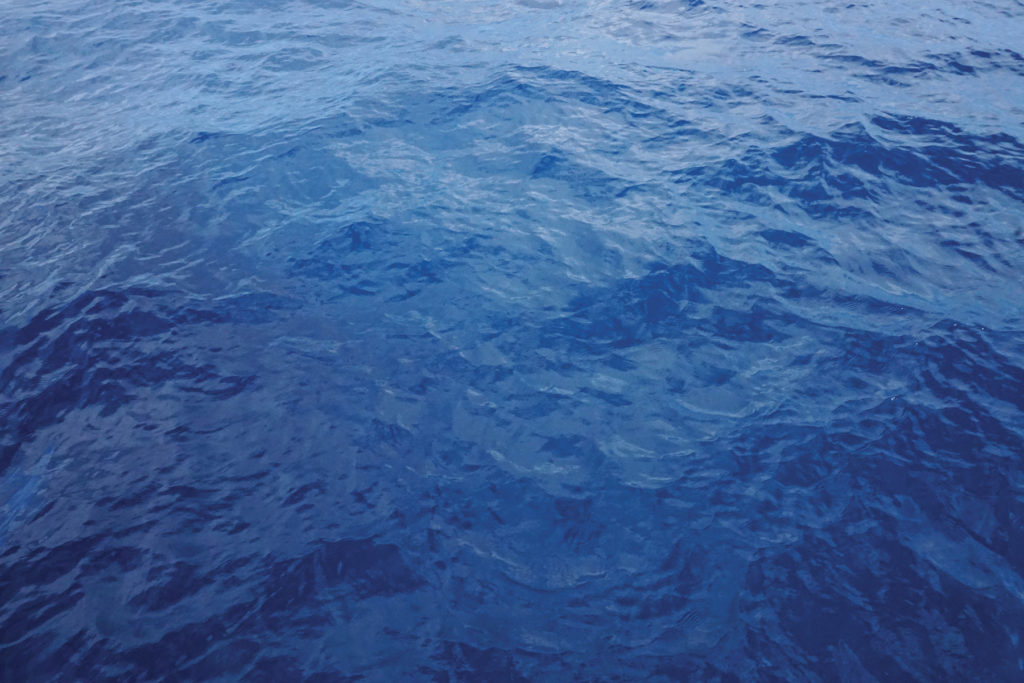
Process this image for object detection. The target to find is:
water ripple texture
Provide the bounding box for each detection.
[2,0,1024,680]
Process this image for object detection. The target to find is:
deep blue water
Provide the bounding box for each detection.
[2,0,1024,680]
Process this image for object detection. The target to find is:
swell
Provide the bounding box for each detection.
[2,3,1024,680]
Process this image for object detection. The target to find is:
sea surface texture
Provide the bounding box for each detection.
[2,0,1024,680]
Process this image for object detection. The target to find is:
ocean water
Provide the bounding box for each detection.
[2,0,1024,680]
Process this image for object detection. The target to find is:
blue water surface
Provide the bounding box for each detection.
[2,0,1024,680]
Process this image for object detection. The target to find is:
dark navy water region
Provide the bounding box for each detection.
[3,0,1024,680]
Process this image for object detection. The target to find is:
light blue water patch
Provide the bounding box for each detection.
[0,447,53,549]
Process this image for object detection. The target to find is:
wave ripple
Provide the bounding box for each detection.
[2,0,1024,680]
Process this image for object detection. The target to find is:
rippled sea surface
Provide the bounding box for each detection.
[3,0,1024,680]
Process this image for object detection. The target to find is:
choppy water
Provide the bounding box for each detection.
[2,0,1024,680]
